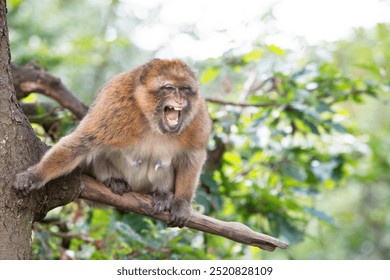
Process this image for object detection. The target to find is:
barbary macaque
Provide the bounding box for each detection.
[13,59,212,227]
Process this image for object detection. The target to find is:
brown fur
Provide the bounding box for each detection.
[14,59,212,227]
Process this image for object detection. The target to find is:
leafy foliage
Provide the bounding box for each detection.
[8,0,390,260]
[200,47,379,249]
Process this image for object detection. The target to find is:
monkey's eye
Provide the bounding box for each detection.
[179,86,193,95]
[161,85,175,92]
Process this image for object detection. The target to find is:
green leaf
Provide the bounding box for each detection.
[330,122,346,133]
[268,44,286,56]
[291,103,321,120]
[274,216,304,244]
[114,221,145,244]
[223,151,242,165]
[291,68,308,79]
[282,164,308,182]
[195,190,211,213]
[311,159,340,182]
[243,49,264,63]
[200,67,220,84]
[201,173,219,192]
[303,119,320,135]
[317,102,333,113]
[292,187,319,197]
[8,0,24,10]
[319,63,339,76]
[304,207,336,225]
[22,93,38,103]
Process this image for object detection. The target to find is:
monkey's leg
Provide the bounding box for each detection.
[168,150,206,228]
[149,161,174,215]
[91,153,132,195]
[13,134,89,195]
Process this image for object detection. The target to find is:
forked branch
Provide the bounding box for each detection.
[79,175,288,252]
[12,64,88,119]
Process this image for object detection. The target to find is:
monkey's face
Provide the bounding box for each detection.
[156,83,196,134]
[136,59,201,135]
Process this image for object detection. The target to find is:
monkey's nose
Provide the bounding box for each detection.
[172,98,186,107]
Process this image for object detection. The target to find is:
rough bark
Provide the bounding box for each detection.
[0,0,37,259]
[0,1,80,259]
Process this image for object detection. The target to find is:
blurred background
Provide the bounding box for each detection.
[7,0,390,259]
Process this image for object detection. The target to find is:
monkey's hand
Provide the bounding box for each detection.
[105,178,130,196]
[13,170,43,196]
[152,190,173,215]
[167,198,192,228]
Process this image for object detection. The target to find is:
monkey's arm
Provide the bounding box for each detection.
[13,133,90,196]
[168,149,206,227]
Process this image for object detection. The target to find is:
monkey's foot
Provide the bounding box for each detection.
[167,198,192,228]
[13,171,43,196]
[105,178,130,196]
[152,191,173,215]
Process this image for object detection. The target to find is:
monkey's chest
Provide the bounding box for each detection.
[116,136,180,192]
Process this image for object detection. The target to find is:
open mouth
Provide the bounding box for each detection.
[164,106,182,129]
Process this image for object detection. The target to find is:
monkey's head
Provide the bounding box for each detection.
[135,59,201,135]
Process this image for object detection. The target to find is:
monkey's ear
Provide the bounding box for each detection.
[139,59,161,84]
[139,65,149,85]
[139,65,149,84]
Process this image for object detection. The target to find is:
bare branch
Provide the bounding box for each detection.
[20,102,58,116]
[79,175,288,252]
[11,64,88,119]
[12,63,280,114]
[206,97,278,108]
[249,77,275,93]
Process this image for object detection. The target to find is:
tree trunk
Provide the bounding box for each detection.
[0,1,80,259]
[0,0,36,259]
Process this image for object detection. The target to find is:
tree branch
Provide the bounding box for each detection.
[79,175,288,252]
[11,64,88,119]
[12,63,279,114]
[33,171,82,222]
[206,97,278,108]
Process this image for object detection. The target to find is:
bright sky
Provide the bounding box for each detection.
[126,0,390,60]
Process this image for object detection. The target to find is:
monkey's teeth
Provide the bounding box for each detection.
[165,105,180,128]
[165,106,182,111]
[168,119,179,126]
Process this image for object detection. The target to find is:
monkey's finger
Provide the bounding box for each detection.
[168,219,185,228]
[177,217,189,228]
[167,213,189,228]
[13,175,31,196]
[17,185,30,196]
[152,202,165,215]
[20,185,33,196]
[167,214,177,227]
